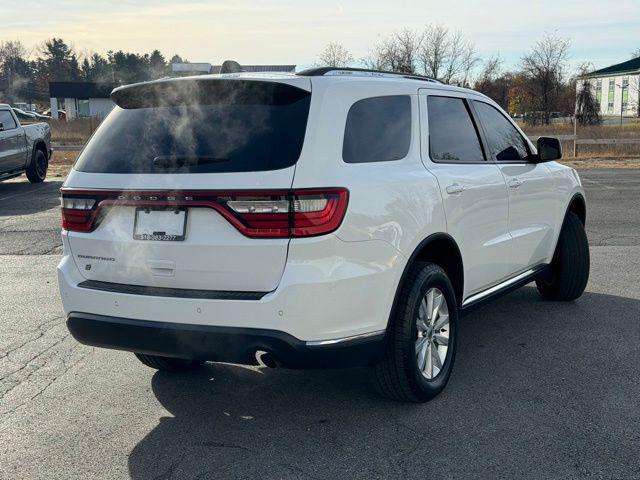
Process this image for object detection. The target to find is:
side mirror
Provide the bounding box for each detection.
[0,122,4,131]
[536,136,562,162]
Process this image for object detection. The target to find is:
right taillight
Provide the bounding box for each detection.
[222,188,349,238]
[291,189,349,237]
[60,188,349,238]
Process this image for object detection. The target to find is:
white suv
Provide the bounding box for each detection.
[58,68,589,402]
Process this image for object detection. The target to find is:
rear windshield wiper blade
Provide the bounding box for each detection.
[152,156,230,168]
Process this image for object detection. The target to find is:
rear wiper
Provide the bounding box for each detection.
[152,156,230,168]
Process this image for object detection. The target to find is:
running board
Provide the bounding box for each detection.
[460,264,549,315]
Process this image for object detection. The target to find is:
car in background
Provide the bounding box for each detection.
[0,104,52,182]
[42,108,66,121]
[12,108,37,122]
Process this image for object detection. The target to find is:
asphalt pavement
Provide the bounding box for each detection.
[0,170,639,479]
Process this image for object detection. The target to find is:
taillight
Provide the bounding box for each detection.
[61,197,97,232]
[60,188,349,238]
[291,189,348,237]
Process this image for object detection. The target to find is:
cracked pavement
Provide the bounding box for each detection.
[0,171,639,479]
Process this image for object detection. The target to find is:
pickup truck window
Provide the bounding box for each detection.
[0,111,17,130]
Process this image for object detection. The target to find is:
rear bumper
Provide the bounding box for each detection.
[67,312,386,368]
[58,234,404,342]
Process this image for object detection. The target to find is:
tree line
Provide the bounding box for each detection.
[2,30,635,124]
[319,26,640,125]
[0,38,185,104]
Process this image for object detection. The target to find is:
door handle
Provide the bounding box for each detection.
[445,183,465,195]
[508,178,524,189]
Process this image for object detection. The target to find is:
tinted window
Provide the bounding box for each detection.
[75,81,311,174]
[427,96,484,163]
[473,101,529,161]
[0,111,17,130]
[342,96,411,163]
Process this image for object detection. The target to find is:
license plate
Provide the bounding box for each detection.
[133,208,187,241]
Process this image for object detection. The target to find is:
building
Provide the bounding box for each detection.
[171,62,296,76]
[579,57,640,117]
[49,82,116,120]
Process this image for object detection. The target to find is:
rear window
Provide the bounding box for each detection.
[342,95,411,163]
[74,80,311,174]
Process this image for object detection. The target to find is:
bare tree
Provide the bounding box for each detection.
[441,31,464,84]
[420,24,449,79]
[474,56,513,110]
[477,55,502,83]
[363,25,480,83]
[520,32,571,124]
[317,42,354,68]
[459,43,480,87]
[365,36,402,71]
[631,48,640,59]
[393,29,422,73]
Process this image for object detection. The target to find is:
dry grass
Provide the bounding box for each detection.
[522,121,640,159]
[49,118,99,144]
[48,151,78,179]
[560,157,640,169]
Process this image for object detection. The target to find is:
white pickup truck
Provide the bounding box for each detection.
[0,104,52,182]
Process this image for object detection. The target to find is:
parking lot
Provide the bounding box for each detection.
[1,169,639,479]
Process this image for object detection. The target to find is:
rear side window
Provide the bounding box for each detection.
[342,95,411,163]
[0,111,17,130]
[427,96,484,163]
[74,80,311,174]
[472,101,529,161]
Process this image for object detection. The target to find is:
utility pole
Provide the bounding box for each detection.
[616,81,626,126]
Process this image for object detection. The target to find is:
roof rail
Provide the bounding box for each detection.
[297,67,442,83]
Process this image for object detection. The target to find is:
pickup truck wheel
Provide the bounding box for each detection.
[26,149,48,183]
[135,353,204,372]
[372,262,458,402]
[536,211,590,301]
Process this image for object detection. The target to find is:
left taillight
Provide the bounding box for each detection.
[61,197,97,232]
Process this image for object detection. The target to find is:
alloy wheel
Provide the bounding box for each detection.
[415,287,450,380]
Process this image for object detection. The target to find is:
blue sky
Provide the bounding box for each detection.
[4,0,640,73]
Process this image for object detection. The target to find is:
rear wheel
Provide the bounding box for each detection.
[536,212,590,301]
[135,353,204,372]
[26,149,48,183]
[372,262,458,402]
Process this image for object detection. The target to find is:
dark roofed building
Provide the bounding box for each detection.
[49,81,117,120]
[579,57,640,117]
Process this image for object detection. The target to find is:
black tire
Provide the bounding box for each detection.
[536,211,590,301]
[135,353,204,372]
[372,262,458,402]
[26,149,48,183]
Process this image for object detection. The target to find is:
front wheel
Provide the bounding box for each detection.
[536,211,590,301]
[372,262,458,402]
[135,353,204,372]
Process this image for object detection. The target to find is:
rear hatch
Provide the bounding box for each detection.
[62,76,312,293]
